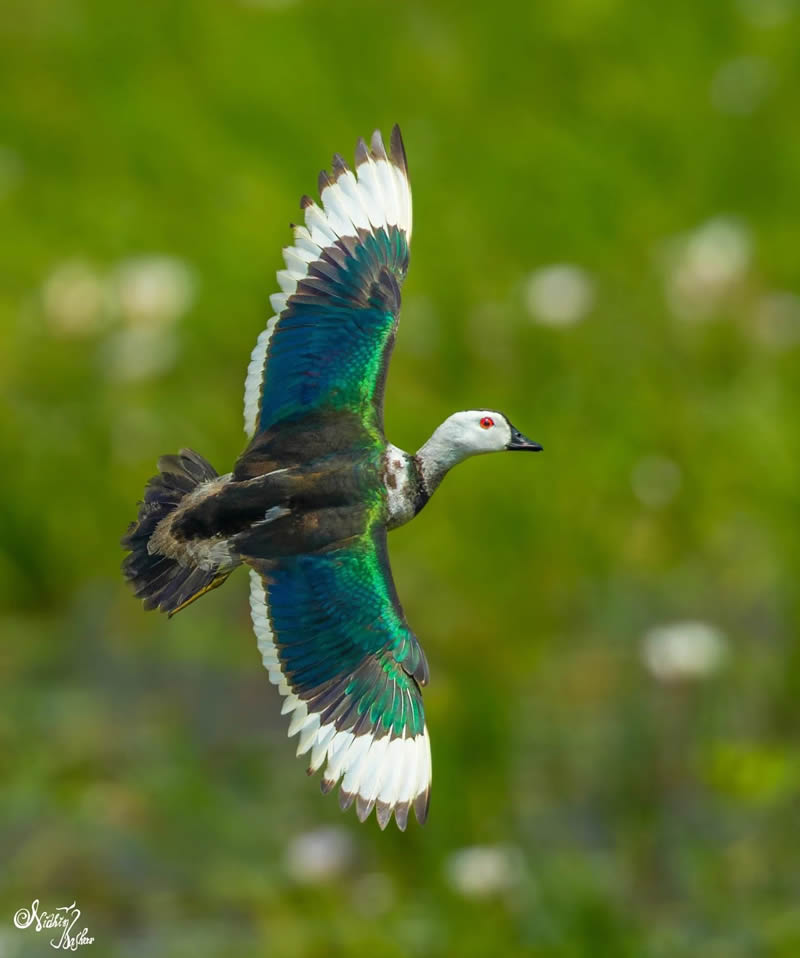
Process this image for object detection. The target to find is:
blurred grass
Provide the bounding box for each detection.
[2,0,800,955]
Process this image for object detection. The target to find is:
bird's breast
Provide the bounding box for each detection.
[383,444,426,529]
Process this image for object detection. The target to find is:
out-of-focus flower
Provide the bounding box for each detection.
[109,256,195,327]
[100,326,179,382]
[444,844,525,898]
[524,264,594,327]
[43,254,196,343]
[285,826,354,883]
[738,0,795,28]
[711,56,775,115]
[661,217,751,320]
[631,456,682,508]
[42,260,107,335]
[642,621,728,683]
[751,291,800,349]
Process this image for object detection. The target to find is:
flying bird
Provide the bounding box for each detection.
[122,126,542,831]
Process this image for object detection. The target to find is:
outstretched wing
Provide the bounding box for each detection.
[243,126,412,438]
[246,525,431,831]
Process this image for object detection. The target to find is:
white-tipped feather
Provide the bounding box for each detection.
[395,739,416,805]
[276,269,300,296]
[320,182,355,237]
[340,734,374,796]
[250,570,287,688]
[304,202,338,246]
[308,740,328,773]
[286,701,309,737]
[374,156,399,227]
[379,737,407,804]
[296,713,321,755]
[409,732,424,800]
[283,246,315,271]
[417,729,432,799]
[308,724,336,772]
[292,225,321,257]
[268,293,286,315]
[401,737,422,806]
[404,737,424,803]
[323,730,355,786]
[243,317,278,436]
[358,736,390,805]
[333,169,372,231]
[354,154,386,231]
[281,693,298,716]
[391,164,412,239]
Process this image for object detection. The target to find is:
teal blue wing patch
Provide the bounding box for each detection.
[243,126,412,438]
[258,228,406,431]
[247,524,431,831]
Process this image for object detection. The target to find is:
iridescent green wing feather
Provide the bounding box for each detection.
[243,126,412,438]
[247,522,431,831]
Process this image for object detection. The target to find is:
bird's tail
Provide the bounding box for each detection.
[121,449,232,616]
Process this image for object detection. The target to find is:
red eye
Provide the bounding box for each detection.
[480,416,494,429]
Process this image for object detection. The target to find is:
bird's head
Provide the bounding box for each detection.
[433,410,543,458]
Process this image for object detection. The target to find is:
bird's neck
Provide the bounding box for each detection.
[384,428,473,529]
[415,429,470,498]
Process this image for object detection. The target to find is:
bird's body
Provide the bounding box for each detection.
[122,127,541,830]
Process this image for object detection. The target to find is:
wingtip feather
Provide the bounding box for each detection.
[414,787,431,826]
[389,124,408,176]
[354,136,369,168]
[370,128,388,161]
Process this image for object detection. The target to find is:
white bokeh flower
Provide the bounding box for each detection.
[661,217,752,320]
[524,264,594,327]
[445,844,525,898]
[109,256,195,327]
[642,621,728,682]
[285,827,354,883]
[100,326,179,382]
[42,260,107,335]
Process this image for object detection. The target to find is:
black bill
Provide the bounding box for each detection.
[507,424,543,452]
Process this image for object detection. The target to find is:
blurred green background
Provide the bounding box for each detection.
[2,0,800,955]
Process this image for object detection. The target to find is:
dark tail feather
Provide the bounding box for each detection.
[121,449,231,616]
